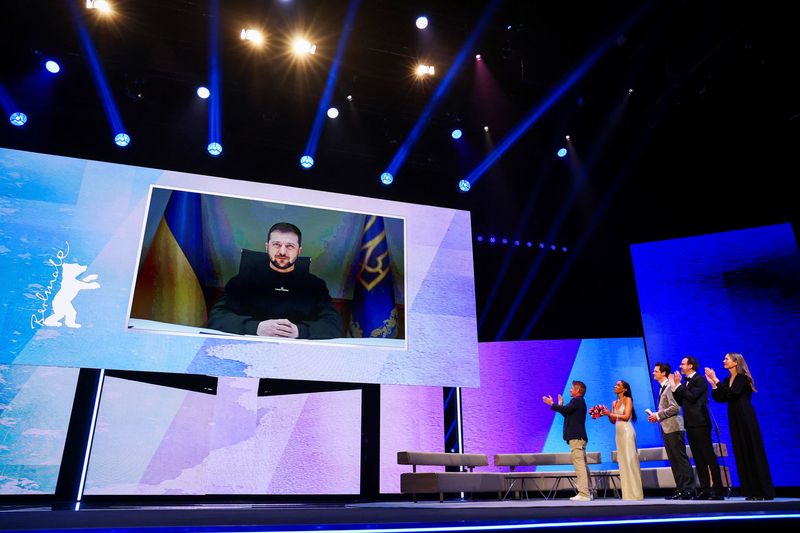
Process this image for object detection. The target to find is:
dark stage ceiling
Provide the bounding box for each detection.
[1,0,798,341]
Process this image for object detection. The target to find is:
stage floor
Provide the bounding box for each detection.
[2,497,800,532]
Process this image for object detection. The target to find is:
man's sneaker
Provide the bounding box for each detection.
[569,494,592,502]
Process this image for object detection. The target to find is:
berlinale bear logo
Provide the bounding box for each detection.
[42,262,101,328]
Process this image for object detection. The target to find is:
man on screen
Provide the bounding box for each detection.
[207,222,343,339]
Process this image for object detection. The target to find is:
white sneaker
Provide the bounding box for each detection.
[570,494,592,502]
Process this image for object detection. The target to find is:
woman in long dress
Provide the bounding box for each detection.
[602,380,644,500]
[705,352,774,500]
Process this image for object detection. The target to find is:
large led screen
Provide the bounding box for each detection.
[0,364,79,494]
[631,223,800,487]
[84,375,361,495]
[0,147,479,387]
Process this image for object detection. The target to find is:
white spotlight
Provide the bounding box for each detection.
[483,126,489,132]
[292,38,317,56]
[327,107,339,119]
[416,16,429,30]
[415,64,435,77]
[196,86,210,99]
[86,1,112,13]
[346,95,353,101]
[475,54,482,61]
[240,28,264,45]
[565,135,571,141]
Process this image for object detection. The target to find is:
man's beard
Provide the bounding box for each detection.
[270,256,297,270]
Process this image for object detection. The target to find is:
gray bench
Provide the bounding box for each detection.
[611,444,730,490]
[398,451,506,502]
[493,452,614,499]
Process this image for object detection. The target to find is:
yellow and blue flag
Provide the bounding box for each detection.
[349,215,397,338]
[131,190,208,326]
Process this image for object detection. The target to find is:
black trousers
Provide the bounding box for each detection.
[686,425,723,490]
[663,430,695,492]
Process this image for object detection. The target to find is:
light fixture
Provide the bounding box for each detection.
[240,29,265,45]
[380,172,394,185]
[458,179,471,192]
[207,142,222,156]
[292,38,317,56]
[300,155,314,169]
[45,60,60,74]
[415,16,429,29]
[114,133,130,147]
[451,129,462,139]
[86,1,112,13]
[483,126,489,132]
[557,147,567,158]
[9,112,27,127]
[327,107,339,119]
[196,86,210,99]
[415,64,435,76]
[346,95,353,101]
[475,54,482,61]
[565,134,571,141]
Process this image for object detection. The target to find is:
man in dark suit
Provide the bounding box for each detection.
[543,380,592,501]
[669,356,725,500]
[648,362,695,499]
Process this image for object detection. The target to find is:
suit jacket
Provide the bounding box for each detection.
[656,381,684,434]
[551,396,588,442]
[673,373,711,428]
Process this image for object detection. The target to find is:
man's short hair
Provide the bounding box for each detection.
[685,356,699,372]
[572,380,586,396]
[268,222,302,246]
[655,362,671,375]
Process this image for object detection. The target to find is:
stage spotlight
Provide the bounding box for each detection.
[451,129,462,139]
[557,147,567,158]
[327,107,339,119]
[565,134,570,141]
[514,240,520,246]
[538,243,545,249]
[489,236,496,244]
[415,64,435,76]
[628,88,634,95]
[475,54,482,61]
[380,172,394,185]
[292,38,317,56]
[114,133,130,147]
[346,94,353,101]
[45,60,60,74]
[483,126,489,132]
[458,179,471,192]
[240,29,265,45]
[550,244,557,251]
[207,142,222,156]
[416,16,429,29]
[526,241,533,248]
[9,112,27,127]
[476,235,484,242]
[501,238,508,245]
[300,155,314,169]
[196,86,210,99]
[562,246,568,252]
[86,0,111,13]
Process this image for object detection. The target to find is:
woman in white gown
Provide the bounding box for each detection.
[602,380,644,500]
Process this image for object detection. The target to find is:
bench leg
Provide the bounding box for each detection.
[439,491,443,503]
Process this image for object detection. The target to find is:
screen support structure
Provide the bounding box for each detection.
[53,368,105,511]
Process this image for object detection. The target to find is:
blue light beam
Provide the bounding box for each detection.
[68,1,127,144]
[302,0,362,164]
[460,2,652,190]
[208,0,222,153]
[383,0,502,181]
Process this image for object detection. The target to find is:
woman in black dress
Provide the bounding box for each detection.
[704,352,774,500]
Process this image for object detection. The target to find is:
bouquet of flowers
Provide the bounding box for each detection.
[588,404,608,419]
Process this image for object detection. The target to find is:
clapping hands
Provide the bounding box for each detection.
[541,394,564,406]
[668,370,681,387]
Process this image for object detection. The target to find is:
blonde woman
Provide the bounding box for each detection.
[705,352,774,500]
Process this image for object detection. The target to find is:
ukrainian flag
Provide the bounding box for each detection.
[350,215,397,338]
[131,190,208,326]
